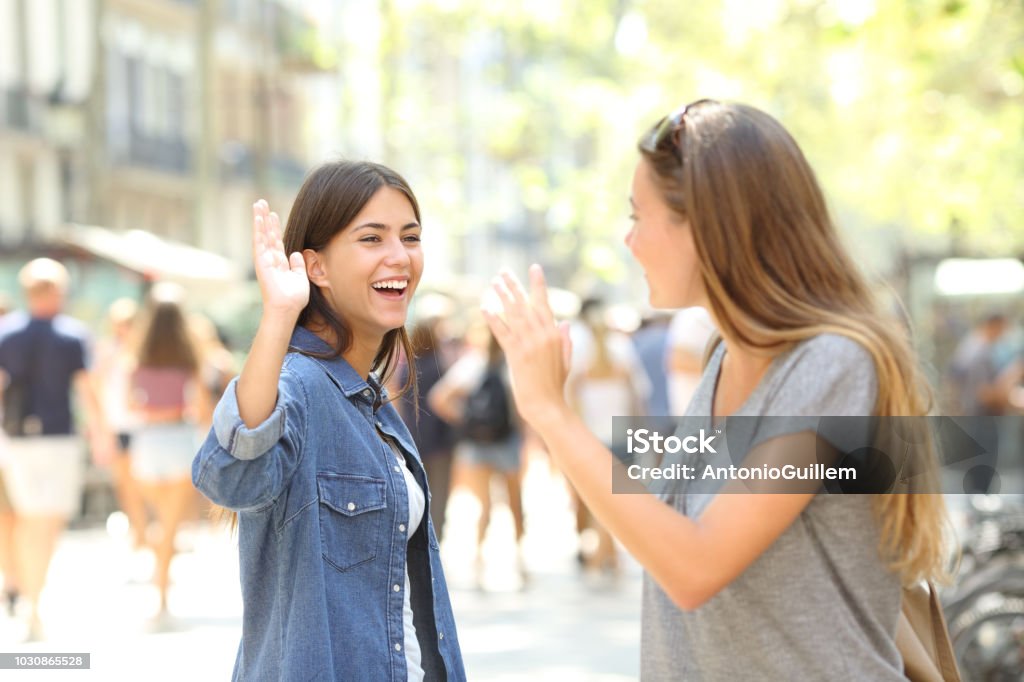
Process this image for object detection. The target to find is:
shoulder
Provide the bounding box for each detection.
[789,334,874,374]
[0,312,28,341]
[52,315,92,344]
[766,334,878,417]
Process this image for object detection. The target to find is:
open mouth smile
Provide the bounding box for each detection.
[371,278,409,300]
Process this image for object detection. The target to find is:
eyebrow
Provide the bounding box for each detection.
[354,222,421,232]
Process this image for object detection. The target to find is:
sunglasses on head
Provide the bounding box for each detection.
[639,98,716,155]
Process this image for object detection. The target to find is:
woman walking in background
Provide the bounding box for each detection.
[399,314,457,543]
[567,298,648,577]
[95,297,148,549]
[130,284,208,620]
[429,323,527,588]
[483,99,950,680]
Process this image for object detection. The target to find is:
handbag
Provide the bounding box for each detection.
[2,327,42,438]
[1,378,31,437]
[896,581,961,682]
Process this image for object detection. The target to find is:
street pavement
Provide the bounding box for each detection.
[0,453,643,681]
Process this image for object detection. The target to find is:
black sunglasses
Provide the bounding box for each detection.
[639,99,716,155]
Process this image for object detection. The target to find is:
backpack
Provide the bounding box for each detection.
[462,364,512,444]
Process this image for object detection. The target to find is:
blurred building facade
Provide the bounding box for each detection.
[0,0,324,293]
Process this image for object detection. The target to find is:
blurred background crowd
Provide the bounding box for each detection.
[0,0,1023,679]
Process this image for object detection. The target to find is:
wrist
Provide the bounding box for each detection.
[256,310,300,344]
[528,400,575,437]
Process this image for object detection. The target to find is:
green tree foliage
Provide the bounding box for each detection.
[369,0,1023,286]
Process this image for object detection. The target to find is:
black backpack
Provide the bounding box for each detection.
[462,365,513,444]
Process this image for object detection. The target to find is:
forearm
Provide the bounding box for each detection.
[237,312,299,428]
[74,372,111,438]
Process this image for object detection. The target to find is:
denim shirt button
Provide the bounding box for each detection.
[393,465,401,473]
[439,632,444,640]
[393,584,400,592]
[362,389,371,397]
[395,643,402,652]
[398,524,406,533]
[347,502,356,511]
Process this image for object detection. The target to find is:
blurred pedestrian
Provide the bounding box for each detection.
[398,314,457,543]
[192,161,465,681]
[949,312,1012,416]
[567,298,648,577]
[0,258,114,640]
[632,311,673,423]
[188,313,238,427]
[482,99,950,680]
[666,306,715,414]
[429,323,526,587]
[94,297,148,549]
[129,283,208,620]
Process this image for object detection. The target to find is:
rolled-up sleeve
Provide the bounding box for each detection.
[212,378,287,460]
[192,368,307,512]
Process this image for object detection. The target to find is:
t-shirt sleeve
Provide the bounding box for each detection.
[751,335,879,456]
[769,335,878,417]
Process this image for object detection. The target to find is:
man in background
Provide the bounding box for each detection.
[0,258,113,640]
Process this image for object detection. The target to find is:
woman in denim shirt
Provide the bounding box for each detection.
[193,161,465,681]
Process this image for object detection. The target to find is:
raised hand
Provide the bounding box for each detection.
[481,265,573,429]
[252,199,309,317]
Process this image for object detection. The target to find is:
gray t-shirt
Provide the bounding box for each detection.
[640,334,904,681]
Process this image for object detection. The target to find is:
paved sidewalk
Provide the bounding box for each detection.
[0,454,643,681]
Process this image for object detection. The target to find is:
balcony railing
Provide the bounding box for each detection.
[108,127,192,174]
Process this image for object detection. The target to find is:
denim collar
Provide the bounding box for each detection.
[288,326,386,401]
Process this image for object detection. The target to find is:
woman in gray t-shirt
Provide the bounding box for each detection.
[481,100,950,680]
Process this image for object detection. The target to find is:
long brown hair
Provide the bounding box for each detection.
[137,298,199,372]
[640,100,949,584]
[281,160,418,404]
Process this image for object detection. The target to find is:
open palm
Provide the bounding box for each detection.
[252,199,309,315]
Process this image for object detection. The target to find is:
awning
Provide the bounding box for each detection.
[57,223,242,285]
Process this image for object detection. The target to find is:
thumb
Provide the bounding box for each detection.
[288,252,306,274]
[559,321,573,370]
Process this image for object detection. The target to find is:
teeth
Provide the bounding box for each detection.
[372,280,407,290]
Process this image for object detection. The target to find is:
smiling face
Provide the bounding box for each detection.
[625,159,706,309]
[303,186,423,349]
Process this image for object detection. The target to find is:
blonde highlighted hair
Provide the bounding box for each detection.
[640,100,949,584]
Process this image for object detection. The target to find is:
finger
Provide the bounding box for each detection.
[499,270,534,327]
[481,308,513,349]
[491,278,521,327]
[528,264,555,326]
[500,269,529,308]
[269,211,282,242]
[288,252,306,275]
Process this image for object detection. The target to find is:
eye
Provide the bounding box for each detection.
[403,234,421,243]
[360,235,381,243]
[628,214,638,221]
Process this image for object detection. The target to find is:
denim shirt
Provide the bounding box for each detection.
[192,327,466,682]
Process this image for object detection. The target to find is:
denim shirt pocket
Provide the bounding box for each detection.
[316,473,387,572]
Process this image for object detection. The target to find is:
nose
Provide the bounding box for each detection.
[624,225,635,250]
[383,234,412,268]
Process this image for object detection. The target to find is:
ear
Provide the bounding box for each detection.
[303,249,330,289]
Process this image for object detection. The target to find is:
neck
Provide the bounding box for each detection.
[306,321,383,380]
[342,337,380,381]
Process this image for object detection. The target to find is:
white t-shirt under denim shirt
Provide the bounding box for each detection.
[641,334,904,681]
[382,434,426,682]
